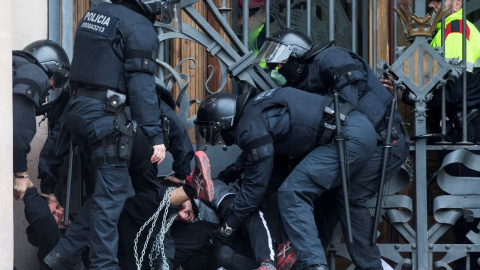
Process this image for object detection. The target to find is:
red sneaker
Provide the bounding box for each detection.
[257,261,277,270]
[276,241,297,270]
[186,151,214,202]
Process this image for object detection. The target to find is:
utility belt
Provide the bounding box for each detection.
[317,102,353,145]
[318,101,405,146]
[73,86,137,167]
[73,87,127,115]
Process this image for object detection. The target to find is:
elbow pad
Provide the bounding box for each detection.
[333,64,367,90]
[124,48,156,75]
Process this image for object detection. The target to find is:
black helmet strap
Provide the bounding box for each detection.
[278,59,307,85]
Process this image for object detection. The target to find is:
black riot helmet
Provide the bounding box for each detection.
[130,0,182,29]
[194,93,237,149]
[23,40,70,88]
[253,28,313,85]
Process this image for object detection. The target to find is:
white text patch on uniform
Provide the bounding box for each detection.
[78,11,118,38]
[253,88,277,104]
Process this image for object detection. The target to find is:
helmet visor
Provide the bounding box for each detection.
[156,0,182,32]
[194,121,222,149]
[52,64,70,89]
[253,40,293,65]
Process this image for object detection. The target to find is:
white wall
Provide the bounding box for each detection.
[12,1,48,49]
[11,1,49,270]
[0,0,13,269]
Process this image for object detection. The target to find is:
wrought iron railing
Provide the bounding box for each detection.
[91,0,480,268]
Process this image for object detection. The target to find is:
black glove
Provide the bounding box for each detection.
[209,226,235,247]
[217,164,243,184]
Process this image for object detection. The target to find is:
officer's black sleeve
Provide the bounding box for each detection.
[225,146,274,229]
[23,187,62,260]
[38,92,71,194]
[233,153,245,170]
[225,121,275,229]
[160,102,194,179]
[13,94,37,173]
[124,23,164,146]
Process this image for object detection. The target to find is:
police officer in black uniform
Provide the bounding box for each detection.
[253,28,409,270]
[13,40,70,202]
[117,86,195,270]
[195,77,380,270]
[43,1,181,269]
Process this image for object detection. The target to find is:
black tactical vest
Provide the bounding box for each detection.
[244,87,332,157]
[69,3,157,94]
[307,46,393,132]
[348,50,394,131]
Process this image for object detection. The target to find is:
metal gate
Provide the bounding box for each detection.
[88,0,480,268]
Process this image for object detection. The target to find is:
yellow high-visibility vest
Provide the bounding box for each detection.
[431,8,480,72]
[249,24,266,68]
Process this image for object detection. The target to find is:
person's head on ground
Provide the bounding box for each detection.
[40,195,68,229]
[176,199,195,223]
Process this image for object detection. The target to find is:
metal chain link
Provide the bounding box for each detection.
[134,187,176,270]
[149,213,177,269]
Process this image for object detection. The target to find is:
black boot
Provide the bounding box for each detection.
[43,250,86,270]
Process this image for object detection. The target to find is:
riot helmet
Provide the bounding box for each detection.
[23,40,70,89]
[131,0,182,30]
[254,28,313,66]
[253,28,313,85]
[194,93,237,149]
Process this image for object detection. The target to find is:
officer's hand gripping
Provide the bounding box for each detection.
[151,144,166,164]
[217,164,243,184]
[209,225,236,247]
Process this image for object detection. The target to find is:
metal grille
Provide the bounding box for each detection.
[154,1,480,269]
[51,0,480,269]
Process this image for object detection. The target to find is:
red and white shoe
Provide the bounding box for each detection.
[186,151,214,202]
[257,261,277,270]
[276,241,297,270]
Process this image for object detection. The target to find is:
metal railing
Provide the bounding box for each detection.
[155,1,480,269]
[55,0,480,268]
